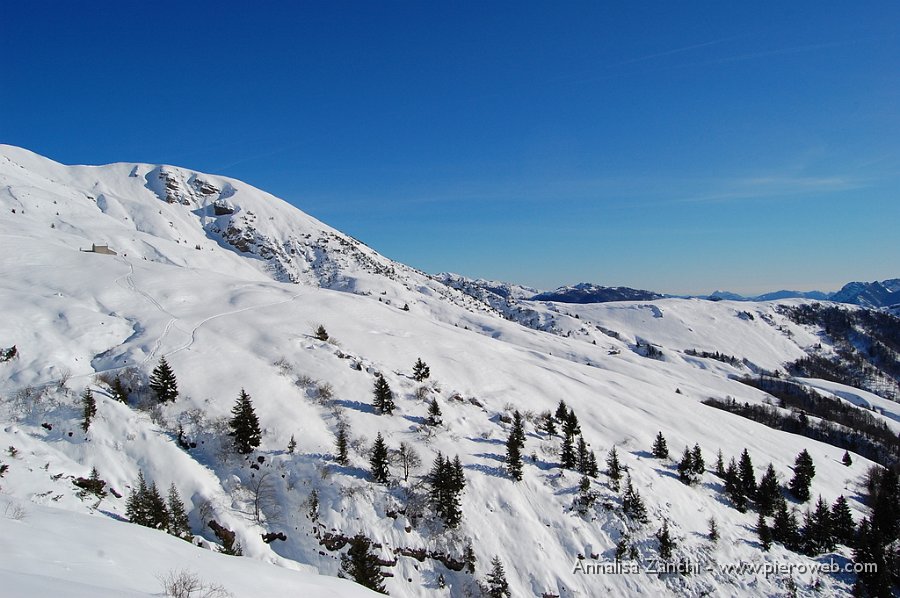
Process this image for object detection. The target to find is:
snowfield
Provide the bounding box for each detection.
[0,145,896,597]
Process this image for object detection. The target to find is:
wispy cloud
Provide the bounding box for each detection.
[670,174,869,204]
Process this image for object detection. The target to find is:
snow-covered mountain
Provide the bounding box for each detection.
[1,145,898,597]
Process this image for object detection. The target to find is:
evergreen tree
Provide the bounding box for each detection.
[715,449,725,477]
[651,432,669,459]
[560,432,576,470]
[854,467,900,596]
[462,539,477,574]
[167,483,191,540]
[756,463,781,517]
[678,446,697,485]
[539,411,557,436]
[772,496,800,550]
[126,471,151,527]
[287,434,297,454]
[412,358,431,382]
[576,437,590,476]
[110,376,128,403]
[801,496,835,555]
[585,449,599,478]
[229,389,262,455]
[81,388,97,432]
[372,376,395,415]
[788,449,815,502]
[615,535,630,562]
[738,448,756,500]
[724,458,747,513]
[335,423,349,465]
[554,400,569,422]
[426,452,465,527]
[707,517,719,543]
[314,325,329,341]
[370,433,390,484]
[505,411,525,481]
[563,410,581,438]
[147,481,170,530]
[841,450,853,466]
[690,443,705,475]
[85,467,107,499]
[484,556,511,598]
[830,495,855,546]
[622,475,648,523]
[657,520,676,560]
[340,533,387,594]
[149,356,178,403]
[757,512,772,551]
[606,446,622,492]
[425,398,442,427]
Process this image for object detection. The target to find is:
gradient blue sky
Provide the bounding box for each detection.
[3,2,898,295]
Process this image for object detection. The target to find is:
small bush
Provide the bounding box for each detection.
[157,569,232,598]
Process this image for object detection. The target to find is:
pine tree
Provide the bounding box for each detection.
[85,467,107,499]
[724,458,747,512]
[229,389,262,455]
[772,496,800,550]
[657,520,676,560]
[690,443,705,475]
[576,436,590,476]
[622,475,648,523]
[425,398,442,426]
[757,512,772,551]
[678,446,696,485]
[287,434,297,454]
[149,356,178,403]
[110,376,128,403]
[554,400,568,422]
[563,410,581,438]
[606,446,622,492]
[585,450,599,478]
[505,422,524,482]
[756,463,780,516]
[372,376,395,415]
[484,556,511,598]
[830,495,855,546]
[369,433,390,484]
[841,450,852,466]
[340,533,387,594]
[651,432,669,459]
[560,432,576,470]
[81,388,97,432]
[335,423,349,465]
[126,471,151,527]
[314,325,329,341]
[615,535,630,562]
[167,483,191,540]
[426,452,465,528]
[412,358,430,382]
[147,481,169,530]
[788,449,815,502]
[738,448,756,500]
[462,539,477,574]
[801,496,835,555]
[715,449,725,477]
[707,517,719,543]
[539,411,557,437]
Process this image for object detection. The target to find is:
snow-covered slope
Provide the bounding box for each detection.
[1,145,896,597]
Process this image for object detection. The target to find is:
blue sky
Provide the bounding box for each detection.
[3,2,898,295]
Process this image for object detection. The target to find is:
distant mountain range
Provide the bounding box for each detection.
[524,279,900,309]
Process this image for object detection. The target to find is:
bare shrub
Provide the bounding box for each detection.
[3,500,27,520]
[414,386,430,402]
[157,569,232,598]
[273,357,293,377]
[294,374,315,388]
[315,383,334,403]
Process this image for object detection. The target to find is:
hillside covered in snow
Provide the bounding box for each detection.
[1,145,898,597]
